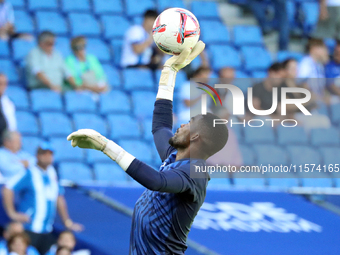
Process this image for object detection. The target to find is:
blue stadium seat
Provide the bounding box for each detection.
[6,86,29,110]
[233,172,266,188]
[276,51,304,62]
[61,0,90,12]
[239,145,255,166]
[157,0,185,12]
[30,89,63,112]
[233,25,263,46]
[244,126,275,144]
[142,118,153,140]
[107,114,141,139]
[209,45,241,70]
[200,21,230,44]
[28,0,58,11]
[277,126,308,145]
[101,15,130,39]
[99,90,131,114]
[94,163,127,183]
[241,46,272,71]
[65,91,97,113]
[21,136,43,155]
[35,12,68,35]
[0,60,19,83]
[310,127,340,146]
[330,103,340,126]
[131,91,157,119]
[86,39,111,62]
[69,13,101,36]
[14,10,35,34]
[123,69,154,90]
[300,2,319,35]
[119,140,154,163]
[55,37,72,58]
[0,40,9,58]
[251,71,267,81]
[301,178,333,188]
[58,162,92,182]
[102,65,121,88]
[73,113,108,137]
[254,145,288,166]
[87,150,113,164]
[93,0,124,14]
[267,178,299,188]
[51,138,84,163]
[12,39,36,61]
[320,147,340,165]
[40,112,73,137]
[125,0,155,17]
[16,111,39,135]
[191,1,220,19]
[233,71,253,93]
[9,0,25,8]
[111,39,123,66]
[286,146,321,165]
[207,178,231,189]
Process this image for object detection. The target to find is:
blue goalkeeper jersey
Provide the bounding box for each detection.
[129,151,208,255]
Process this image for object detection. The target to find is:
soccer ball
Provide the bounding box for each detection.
[152,8,200,55]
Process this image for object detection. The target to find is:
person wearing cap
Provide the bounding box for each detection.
[0,131,35,180]
[1,142,83,255]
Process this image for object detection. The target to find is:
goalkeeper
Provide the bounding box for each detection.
[67,41,229,255]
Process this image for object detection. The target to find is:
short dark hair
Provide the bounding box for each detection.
[56,246,72,255]
[282,58,297,69]
[191,66,211,78]
[198,113,228,157]
[268,62,284,72]
[144,9,158,19]
[7,233,30,250]
[38,31,55,43]
[306,38,325,52]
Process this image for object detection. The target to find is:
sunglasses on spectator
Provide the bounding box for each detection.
[73,44,86,51]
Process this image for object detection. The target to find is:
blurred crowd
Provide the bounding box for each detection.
[1,0,340,253]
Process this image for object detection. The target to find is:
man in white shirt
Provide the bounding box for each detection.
[298,38,329,99]
[0,131,35,179]
[0,73,16,145]
[313,0,340,39]
[121,10,159,68]
[0,0,14,40]
[26,31,77,92]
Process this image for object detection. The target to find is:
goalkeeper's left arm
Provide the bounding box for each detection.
[67,42,205,192]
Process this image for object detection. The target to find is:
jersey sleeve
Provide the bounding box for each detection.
[6,170,30,193]
[126,159,204,202]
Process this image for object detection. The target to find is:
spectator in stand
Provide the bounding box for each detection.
[177,66,211,126]
[0,0,14,40]
[0,131,35,180]
[207,107,243,177]
[26,31,77,92]
[250,62,285,120]
[64,36,108,93]
[325,40,340,104]
[121,10,161,68]
[313,0,340,40]
[6,232,31,255]
[0,222,39,255]
[249,0,289,50]
[45,231,75,255]
[297,38,329,99]
[0,73,17,145]
[2,142,83,255]
[217,67,235,114]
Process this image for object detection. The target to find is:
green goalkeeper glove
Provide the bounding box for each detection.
[67,129,135,171]
[157,41,205,101]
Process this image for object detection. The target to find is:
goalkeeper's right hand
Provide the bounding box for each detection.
[156,41,205,101]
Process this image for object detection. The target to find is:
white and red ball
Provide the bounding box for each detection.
[152,8,200,55]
